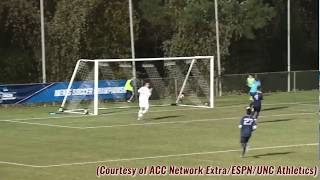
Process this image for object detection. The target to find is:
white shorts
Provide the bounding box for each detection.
[139,100,149,110]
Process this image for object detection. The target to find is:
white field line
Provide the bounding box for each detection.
[0,112,315,130]
[0,119,82,129]
[0,107,199,122]
[0,101,316,123]
[0,143,317,168]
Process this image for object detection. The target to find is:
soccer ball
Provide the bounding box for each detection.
[178,94,185,99]
[84,109,89,115]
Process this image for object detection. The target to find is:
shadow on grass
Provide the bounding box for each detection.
[259,118,294,124]
[251,151,293,158]
[99,109,128,115]
[151,115,182,120]
[263,106,288,111]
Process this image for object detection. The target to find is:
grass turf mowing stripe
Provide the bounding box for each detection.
[0,143,316,168]
[0,101,316,122]
[0,112,315,129]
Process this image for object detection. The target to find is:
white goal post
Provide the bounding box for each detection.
[59,56,214,115]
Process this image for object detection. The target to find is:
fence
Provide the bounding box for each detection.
[220,70,318,94]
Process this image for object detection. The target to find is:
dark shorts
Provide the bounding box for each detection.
[253,106,261,112]
[126,90,133,99]
[241,136,251,143]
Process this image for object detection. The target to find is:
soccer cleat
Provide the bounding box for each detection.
[137,116,143,120]
[127,100,131,103]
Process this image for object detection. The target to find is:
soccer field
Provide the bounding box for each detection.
[0,91,317,180]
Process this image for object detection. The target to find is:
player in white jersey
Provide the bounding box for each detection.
[137,82,152,120]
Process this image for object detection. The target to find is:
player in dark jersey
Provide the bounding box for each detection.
[250,86,263,119]
[239,107,257,157]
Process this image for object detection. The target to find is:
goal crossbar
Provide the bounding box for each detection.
[79,56,213,63]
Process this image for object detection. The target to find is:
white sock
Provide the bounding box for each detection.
[138,109,143,118]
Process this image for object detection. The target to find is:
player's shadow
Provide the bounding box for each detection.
[251,151,293,158]
[259,118,294,124]
[99,110,129,115]
[151,115,182,120]
[262,106,288,111]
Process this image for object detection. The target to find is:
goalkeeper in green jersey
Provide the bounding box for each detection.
[124,78,135,102]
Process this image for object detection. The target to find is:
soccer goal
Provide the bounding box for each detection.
[59,56,214,115]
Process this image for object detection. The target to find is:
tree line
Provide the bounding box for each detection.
[0,0,317,83]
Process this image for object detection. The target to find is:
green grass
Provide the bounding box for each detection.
[0,91,317,180]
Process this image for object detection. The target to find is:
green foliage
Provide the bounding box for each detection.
[161,0,275,59]
[0,0,41,83]
[0,0,316,83]
[0,0,41,49]
[0,0,138,82]
[46,0,138,81]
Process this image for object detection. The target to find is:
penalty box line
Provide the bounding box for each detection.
[0,112,315,130]
[0,143,317,168]
[0,101,316,123]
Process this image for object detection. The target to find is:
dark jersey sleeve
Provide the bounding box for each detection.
[239,117,244,126]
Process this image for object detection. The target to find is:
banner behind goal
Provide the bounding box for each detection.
[59,56,214,115]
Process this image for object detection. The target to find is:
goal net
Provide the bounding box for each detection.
[59,56,214,115]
